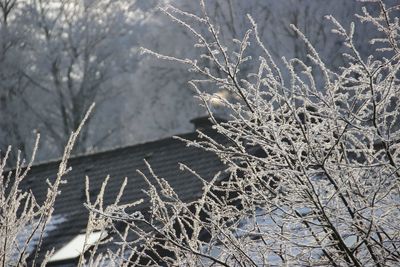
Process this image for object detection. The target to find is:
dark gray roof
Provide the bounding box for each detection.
[21,127,228,265]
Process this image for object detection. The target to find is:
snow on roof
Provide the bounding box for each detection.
[12,214,66,264]
[49,231,107,262]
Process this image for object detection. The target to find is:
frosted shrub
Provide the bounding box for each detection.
[0,104,93,266]
[91,0,400,266]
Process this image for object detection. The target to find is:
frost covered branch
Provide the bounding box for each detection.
[0,103,94,266]
[93,1,400,266]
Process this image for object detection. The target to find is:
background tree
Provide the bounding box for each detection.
[1,0,376,165]
[18,0,138,155]
[0,0,30,161]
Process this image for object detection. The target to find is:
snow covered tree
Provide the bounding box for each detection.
[19,0,138,155]
[0,0,141,162]
[90,0,400,266]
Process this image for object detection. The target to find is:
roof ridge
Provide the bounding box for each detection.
[12,130,212,171]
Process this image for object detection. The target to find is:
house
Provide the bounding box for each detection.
[19,117,228,266]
